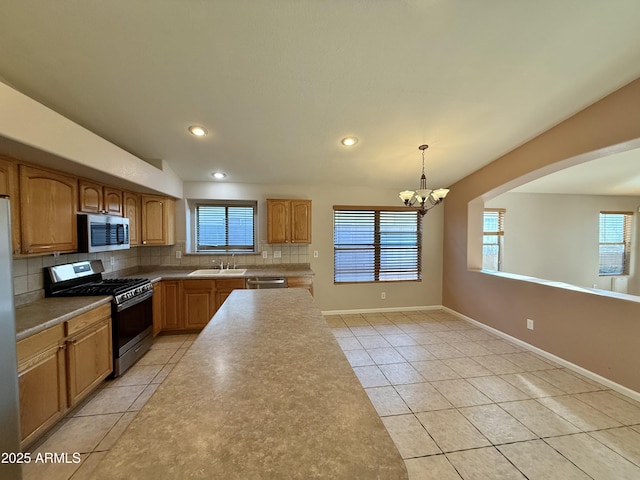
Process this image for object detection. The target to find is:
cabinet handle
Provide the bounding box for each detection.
[58,344,67,350]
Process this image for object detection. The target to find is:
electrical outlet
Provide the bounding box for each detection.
[526,319,534,330]
[110,256,115,266]
[274,250,281,259]
[262,251,268,259]
[313,250,319,258]
[381,292,386,300]
[175,251,182,259]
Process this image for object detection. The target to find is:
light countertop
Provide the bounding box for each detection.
[91,289,408,479]
[15,296,112,341]
[15,265,314,340]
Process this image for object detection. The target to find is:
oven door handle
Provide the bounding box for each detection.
[116,288,154,312]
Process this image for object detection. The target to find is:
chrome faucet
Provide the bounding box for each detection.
[212,259,224,271]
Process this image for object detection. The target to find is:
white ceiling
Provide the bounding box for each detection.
[1,1,640,191]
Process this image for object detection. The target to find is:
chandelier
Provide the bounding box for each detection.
[399,144,449,216]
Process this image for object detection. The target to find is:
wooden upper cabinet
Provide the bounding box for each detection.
[267,199,290,244]
[141,195,175,245]
[20,165,78,254]
[79,179,123,216]
[266,199,312,244]
[123,191,141,246]
[290,200,312,243]
[0,156,21,254]
[103,187,123,216]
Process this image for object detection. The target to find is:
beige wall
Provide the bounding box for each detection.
[486,192,640,295]
[443,77,640,392]
[184,182,444,312]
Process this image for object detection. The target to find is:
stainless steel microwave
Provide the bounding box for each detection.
[77,213,130,253]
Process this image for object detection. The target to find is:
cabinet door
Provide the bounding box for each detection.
[0,156,21,253]
[103,187,123,216]
[18,343,67,448]
[123,191,141,246]
[20,165,78,254]
[162,280,182,330]
[286,276,314,296]
[141,195,176,245]
[182,280,216,330]
[290,200,312,243]
[67,317,112,407]
[152,281,163,336]
[214,279,245,312]
[78,179,104,214]
[267,199,290,243]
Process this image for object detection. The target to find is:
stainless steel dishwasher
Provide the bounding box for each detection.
[245,277,286,289]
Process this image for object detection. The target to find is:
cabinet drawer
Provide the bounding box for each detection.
[286,277,313,287]
[182,279,217,290]
[216,279,245,290]
[17,324,65,365]
[66,303,112,337]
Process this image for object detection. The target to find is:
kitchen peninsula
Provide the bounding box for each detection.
[91,289,408,479]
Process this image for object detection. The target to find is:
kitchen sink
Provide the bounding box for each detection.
[188,269,247,276]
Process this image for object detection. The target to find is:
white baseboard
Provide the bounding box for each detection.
[441,306,640,404]
[320,305,640,403]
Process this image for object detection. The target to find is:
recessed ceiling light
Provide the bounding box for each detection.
[341,136,358,146]
[211,172,226,179]
[188,125,208,137]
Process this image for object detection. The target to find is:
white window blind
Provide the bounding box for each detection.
[599,211,632,276]
[333,207,422,283]
[483,208,505,271]
[195,202,257,252]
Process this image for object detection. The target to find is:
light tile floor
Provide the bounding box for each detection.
[20,310,640,480]
[326,310,640,480]
[21,333,196,480]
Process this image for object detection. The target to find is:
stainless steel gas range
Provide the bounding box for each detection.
[45,260,153,376]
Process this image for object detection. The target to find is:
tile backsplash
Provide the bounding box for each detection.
[12,244,309,306]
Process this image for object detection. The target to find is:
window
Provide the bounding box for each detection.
[599,211,633,275]
[194,201,257,253]
[333,206,422,283]
[482,209,505,271]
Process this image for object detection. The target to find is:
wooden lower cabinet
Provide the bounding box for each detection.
[286,276,314,296]
[157,278,245,333]
[161,280,182,331]
[216,279,245,310]
[182,280,216,330]
[152,281,163,336]
[67,317,112,407]
[17,327,67,449]
[17,304,113,448]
